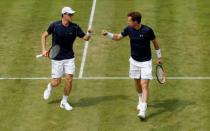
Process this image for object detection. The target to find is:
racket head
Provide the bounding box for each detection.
[48,45,60,59]
[156,64,166,84]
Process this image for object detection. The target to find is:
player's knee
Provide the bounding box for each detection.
[66,76,73,84]
[141,81,149,89]
[51,78,61,86]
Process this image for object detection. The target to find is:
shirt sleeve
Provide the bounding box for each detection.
[121,26,129,37]
[47,23,54,35]
[148,28,156,40]
[76,25,85,38]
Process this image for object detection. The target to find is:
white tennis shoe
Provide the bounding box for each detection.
[60,100,73,111]
[137,103,147,120]
[43,84,52,100]
[138,110,146,120]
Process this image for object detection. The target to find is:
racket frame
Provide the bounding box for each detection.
[156,64,166,84]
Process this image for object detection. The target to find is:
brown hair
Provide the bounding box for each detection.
[127,11,142,24]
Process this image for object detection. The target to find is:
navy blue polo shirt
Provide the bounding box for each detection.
[121,24,155,62]
[47,20,85,60]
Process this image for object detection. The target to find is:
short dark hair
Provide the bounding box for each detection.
[127,11,142,24]
[62,13,73,18]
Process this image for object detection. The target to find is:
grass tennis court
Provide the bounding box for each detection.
[0,0,210,130]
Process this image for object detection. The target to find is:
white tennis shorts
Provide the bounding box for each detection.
[129,57,153,80]
[51,58,75,78]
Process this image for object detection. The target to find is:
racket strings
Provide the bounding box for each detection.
[49,45,60,59]
[157,68,164,81]
[156,65,166,84]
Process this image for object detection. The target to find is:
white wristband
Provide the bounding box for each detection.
[107,32,114,39]
[156,49,162,58]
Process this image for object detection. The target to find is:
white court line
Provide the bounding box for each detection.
[79,0,97,78]
[165,77,210,80]
[78,77,210,80]
[0,77,210,80]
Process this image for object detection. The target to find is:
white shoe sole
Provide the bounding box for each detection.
[138,114,146,120]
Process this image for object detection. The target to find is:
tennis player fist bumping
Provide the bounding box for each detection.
[102,11,163,120]
[40,6,92,111]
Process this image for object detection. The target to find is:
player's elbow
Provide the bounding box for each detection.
[42,32,48,39]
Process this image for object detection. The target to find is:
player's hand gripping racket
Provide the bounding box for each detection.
[36,45,60,59]
[156,64,166,84]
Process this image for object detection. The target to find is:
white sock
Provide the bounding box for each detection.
[138,93,142,104]
[62,95,68,102]
[47,83,52,91]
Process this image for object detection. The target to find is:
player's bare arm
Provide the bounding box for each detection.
[152,38,163,64]
[41,31,50,57]
[101,30,124,41]
[83,29,93,41]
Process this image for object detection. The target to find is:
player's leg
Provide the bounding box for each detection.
[60,59,75,111]
[129,62,143,110]
[134,79,142,93]
[141,79,150,103]
[60,74,73,111]
[134,79,143,110]
[137,60,152,119]
[64,74,73,96]
[51,78,61,87]
[138,79,150,120]
[43,78,62,100]
[43,60,64,100]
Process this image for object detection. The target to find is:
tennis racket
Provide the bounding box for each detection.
[36,44,60,59]
[156,64,166,84]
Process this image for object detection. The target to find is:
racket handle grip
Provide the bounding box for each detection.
[36,54,43,58]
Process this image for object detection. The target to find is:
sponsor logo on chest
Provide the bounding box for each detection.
[139,34,144,38]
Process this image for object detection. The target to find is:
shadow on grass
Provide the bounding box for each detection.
[47,95,129,107]
[48,99,61,104]
[148,99,195,119]
[72,95,129,107]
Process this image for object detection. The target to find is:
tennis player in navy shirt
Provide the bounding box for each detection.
[102,11,163,119]
[41,7,92,111]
